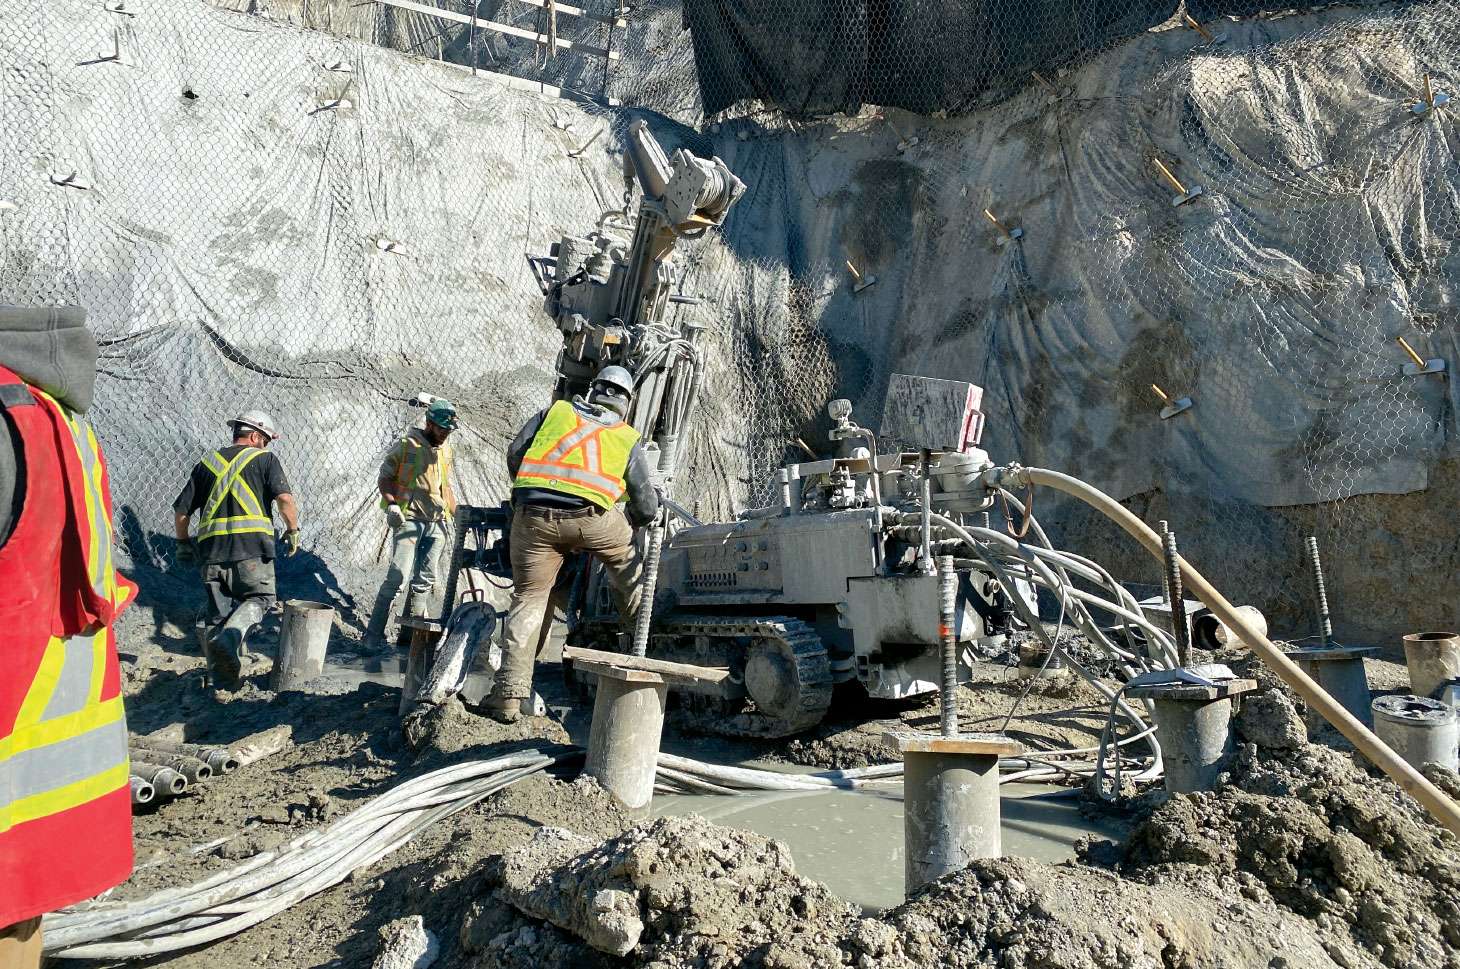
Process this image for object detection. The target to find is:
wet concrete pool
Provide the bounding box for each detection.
[655,783,1126,911]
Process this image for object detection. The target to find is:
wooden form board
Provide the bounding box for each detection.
[374,0,621,60]
[562,645,733,695]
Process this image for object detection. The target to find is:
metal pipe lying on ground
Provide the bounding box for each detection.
[129,750,213,786]
[129,777,155,806]
[128,762,188,797]
[132,739,240,774]
[1012,465,1460,837]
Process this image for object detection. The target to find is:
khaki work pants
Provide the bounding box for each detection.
[0,918,41,969]
[496,506,641,699]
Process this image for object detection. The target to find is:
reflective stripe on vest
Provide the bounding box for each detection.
[383,433,453,508]
[197,447,272,541]
[0,387,132,836]
[513,400,639,509]
[34,391,131,612]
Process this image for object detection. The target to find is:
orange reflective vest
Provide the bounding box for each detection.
[0,364,136,927]
[513,400,639,509]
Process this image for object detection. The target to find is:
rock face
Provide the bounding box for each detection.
[372,916,438,969]
[485,815,857,966]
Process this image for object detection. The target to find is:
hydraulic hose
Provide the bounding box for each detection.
[1010,465,1460,837]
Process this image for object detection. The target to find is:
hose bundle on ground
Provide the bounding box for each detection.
[44,752,557,959]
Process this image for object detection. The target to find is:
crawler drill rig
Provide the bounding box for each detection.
[442,128,1030,737]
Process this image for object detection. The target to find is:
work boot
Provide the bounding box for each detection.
[483,695,522,724]
[206,630,243,691]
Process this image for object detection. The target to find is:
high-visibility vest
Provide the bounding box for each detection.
[513,400,640,509]
[0,364,136,928]
[381,430,454,515]
[196,447,273,543]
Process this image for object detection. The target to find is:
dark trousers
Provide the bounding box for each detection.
[200,557,276,661]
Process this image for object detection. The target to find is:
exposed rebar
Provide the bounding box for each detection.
[918,450,934,574]
[1162,529,1191,667]
[630,513,665,657]
[1157,520,1170,606]
[937,554,959,737]
[1306,535,1332,647]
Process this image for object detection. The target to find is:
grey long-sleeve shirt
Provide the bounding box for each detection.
[506,398,659,527]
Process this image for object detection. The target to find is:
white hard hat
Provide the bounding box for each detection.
[591,365,636,398]
[232,410,280,441]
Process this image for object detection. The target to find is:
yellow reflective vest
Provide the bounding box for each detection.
[513,400,640,509]
[196,447,273,542]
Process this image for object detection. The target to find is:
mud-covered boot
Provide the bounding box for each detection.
[206,629,243,691]
[483,695,522,724]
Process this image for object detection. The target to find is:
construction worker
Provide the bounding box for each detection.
[364,399,459,648]
[490,365,659,723]
[173,411,300,689]
[0,306,135,967]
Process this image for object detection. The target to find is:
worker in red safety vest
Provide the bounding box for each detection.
[0,306,136,968]
[489,365,659,723]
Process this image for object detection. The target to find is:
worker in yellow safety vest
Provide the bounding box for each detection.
[489,365,659,723]
[173,411,300,689]
[364,399,459,649]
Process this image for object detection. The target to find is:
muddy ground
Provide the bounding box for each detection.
[84,592,1460,969]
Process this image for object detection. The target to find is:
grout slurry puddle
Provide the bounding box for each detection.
[654,783,1129,911]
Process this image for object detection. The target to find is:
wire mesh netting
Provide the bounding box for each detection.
[2,0,1456,640]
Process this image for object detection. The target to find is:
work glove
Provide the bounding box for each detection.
[283,528,302,557]
[385,504,406,531]
[176,537,197,566]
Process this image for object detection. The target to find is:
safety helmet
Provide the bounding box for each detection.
[426,399,459,430]
[231,410,279,441]
[590,365,636,399]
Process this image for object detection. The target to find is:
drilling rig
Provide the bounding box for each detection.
[442,125,1033,737]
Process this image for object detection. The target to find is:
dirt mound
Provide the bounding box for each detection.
[1126,685,1460,968]
[475,814,857,967]
[862,857,1350,969]
[402,696,570,760]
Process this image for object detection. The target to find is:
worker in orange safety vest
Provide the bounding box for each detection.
[490,365,659,723]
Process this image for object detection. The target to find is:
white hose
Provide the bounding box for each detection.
[44,754,556,958]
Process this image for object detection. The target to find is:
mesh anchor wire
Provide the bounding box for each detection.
[323,59,353,73]
[845,259,877,294]
[878,113,919,154]
[103,1,136,16]
[1182,13,1227,48]
[373,237,406,255]
[313,78,355,113]
[79,26,123,65]
[567,127,603,158]
[1397,336,1446,376]
[1409,74,1451,115]
[49,171,91,191]
[1151,383,1193,419]
[1152,156,1203,207]
[983,208,1023,247]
